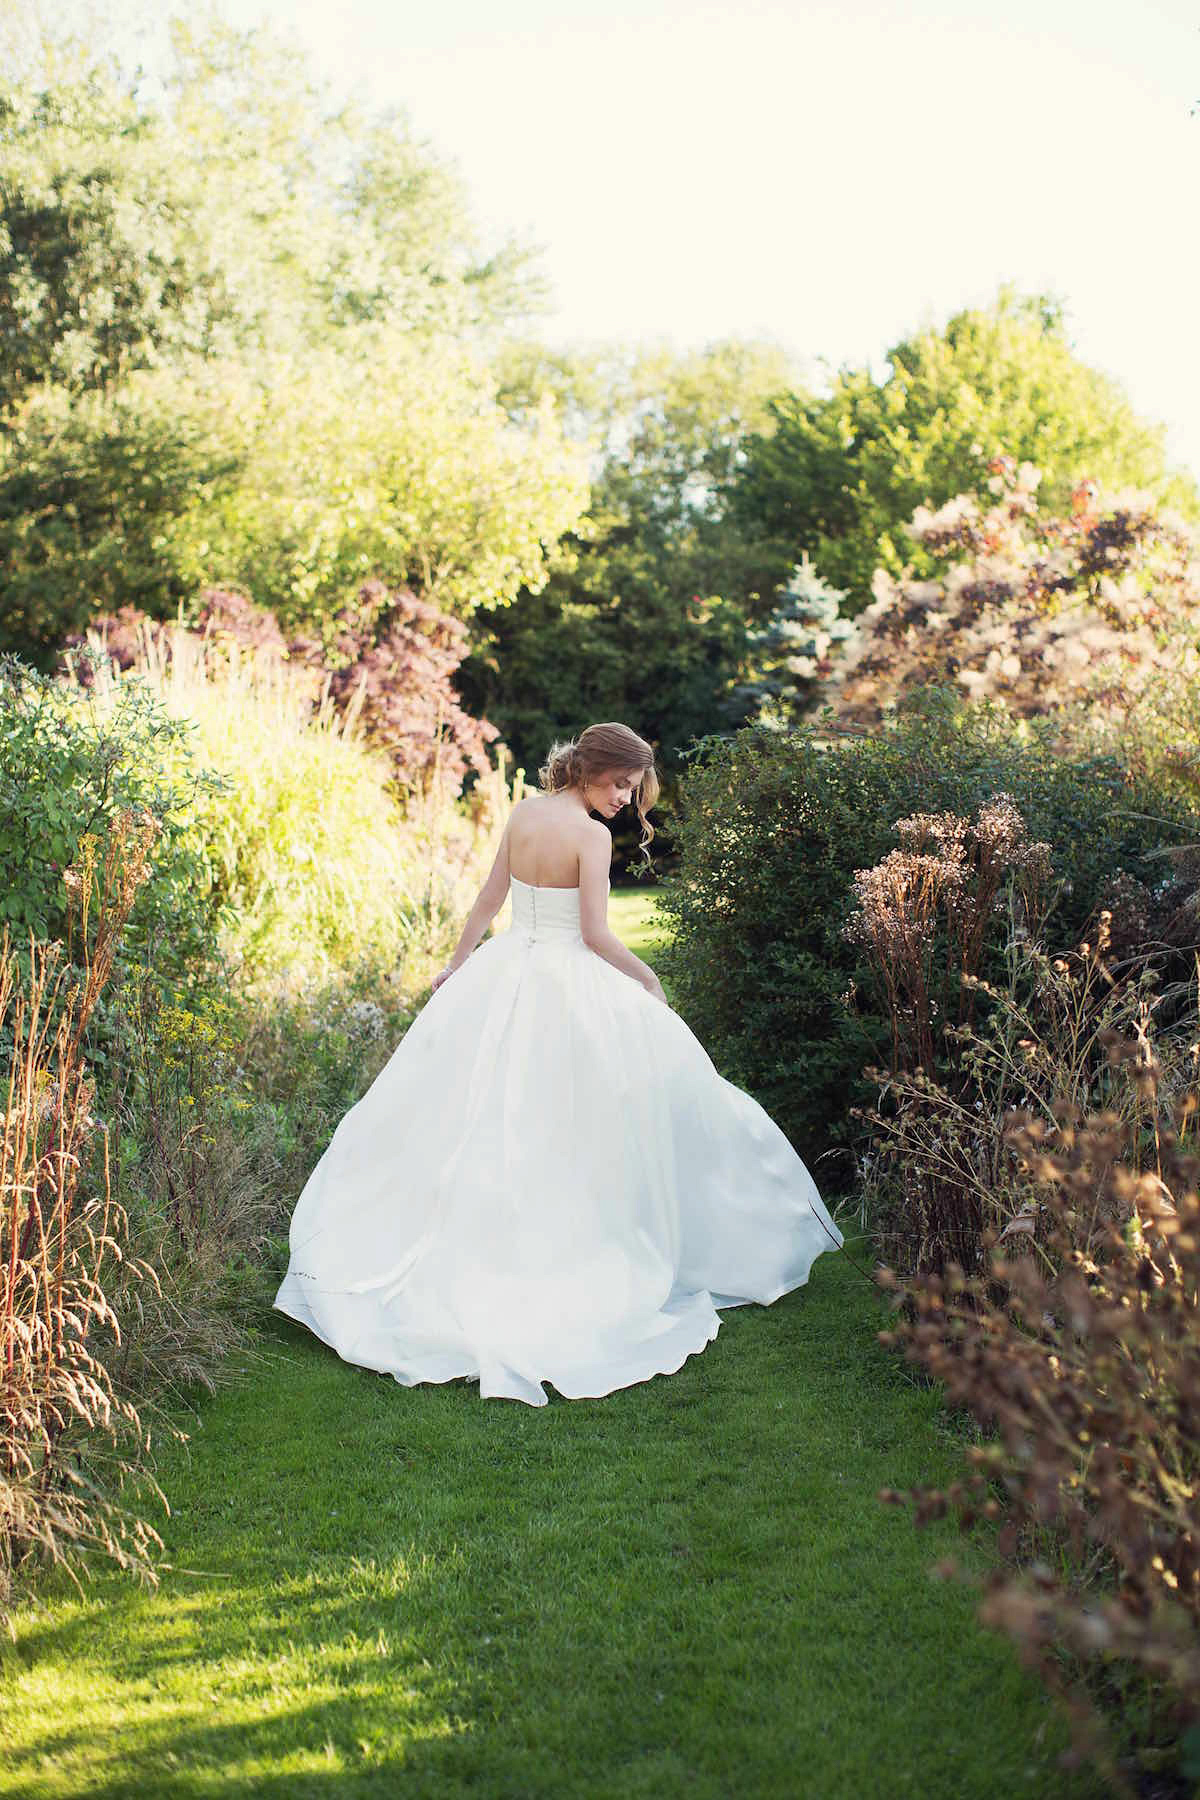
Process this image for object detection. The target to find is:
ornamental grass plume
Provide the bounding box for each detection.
[1,811,165,1620]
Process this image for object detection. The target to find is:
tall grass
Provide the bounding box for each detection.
[1,812,164,1620]
[78,620,525,995]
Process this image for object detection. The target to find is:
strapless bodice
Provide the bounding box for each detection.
[509,875,607,941]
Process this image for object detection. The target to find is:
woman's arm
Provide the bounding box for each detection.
[431,818,513,989]
[578,825,666,1000]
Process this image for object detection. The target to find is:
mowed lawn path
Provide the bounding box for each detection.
[0,893,1103,1799]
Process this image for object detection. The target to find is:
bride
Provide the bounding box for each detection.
[274,721,842,1406]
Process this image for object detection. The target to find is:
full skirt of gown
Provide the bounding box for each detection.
[273,876,843,1406]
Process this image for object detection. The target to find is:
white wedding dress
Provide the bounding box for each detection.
[274,874,842,1406]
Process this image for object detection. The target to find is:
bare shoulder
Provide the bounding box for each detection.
[580,817,611,849]
[577,817,611,874]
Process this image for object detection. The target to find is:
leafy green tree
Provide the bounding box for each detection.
[0,11,545,411]
[496,336,803,608]
[1,341,587,661]
[157,335,586,631]
[0,12,585,661]
[460,516,750,785]
[731,286,1200,613]
[0,375,238,657]
[463,339,801,774]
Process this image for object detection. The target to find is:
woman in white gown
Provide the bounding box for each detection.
[274,721,842,1406]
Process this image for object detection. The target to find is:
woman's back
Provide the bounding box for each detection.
[506,794,596,889]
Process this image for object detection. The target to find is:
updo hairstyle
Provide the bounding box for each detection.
[537,721,660,864]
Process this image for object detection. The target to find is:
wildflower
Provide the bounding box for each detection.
[347,999,386,1042]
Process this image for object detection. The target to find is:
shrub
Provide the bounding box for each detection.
[843,795,1052,1080]
[656,692,1199,1172]
[235,967,419,1239]
[830,456,1200,725]
[1065,654,1200,834]
[854,889,1197,1278]
[70,622,517,992]
[98,974,288,1404]
[876,1031,1200,1793]
[0,652,219,988]
[287,578,500,799]
[75,582,501,802]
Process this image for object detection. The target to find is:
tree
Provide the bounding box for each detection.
[462,339,802,775]
[727,554,854,726]
[0,11,587,661]
[0,10,545,413]
[0,375,237,657]
[459,518,751,785]
[730,286,1200,615]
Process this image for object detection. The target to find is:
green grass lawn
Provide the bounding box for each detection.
[609,884,679,1006]
[608,885,671,963]
[0,895,1104,1799]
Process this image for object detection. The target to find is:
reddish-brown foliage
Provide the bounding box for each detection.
[66,581,500,802]
[877,1069,1200,1792]
[831,456,1200,725]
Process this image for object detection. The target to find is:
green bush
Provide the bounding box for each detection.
[656,689,1200,1178]
[72,624,520,993]
[0,652,219,982]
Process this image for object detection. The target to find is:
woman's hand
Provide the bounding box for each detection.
[643,973,668,1005]
[431,961,460,994]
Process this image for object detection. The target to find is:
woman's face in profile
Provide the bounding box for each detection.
[590,767,639,818]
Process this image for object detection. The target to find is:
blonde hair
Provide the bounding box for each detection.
[538,721,661,865]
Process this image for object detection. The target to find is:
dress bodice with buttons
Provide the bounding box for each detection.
[509,875,608,942]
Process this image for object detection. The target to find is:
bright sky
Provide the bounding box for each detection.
[182,2,1200,477]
